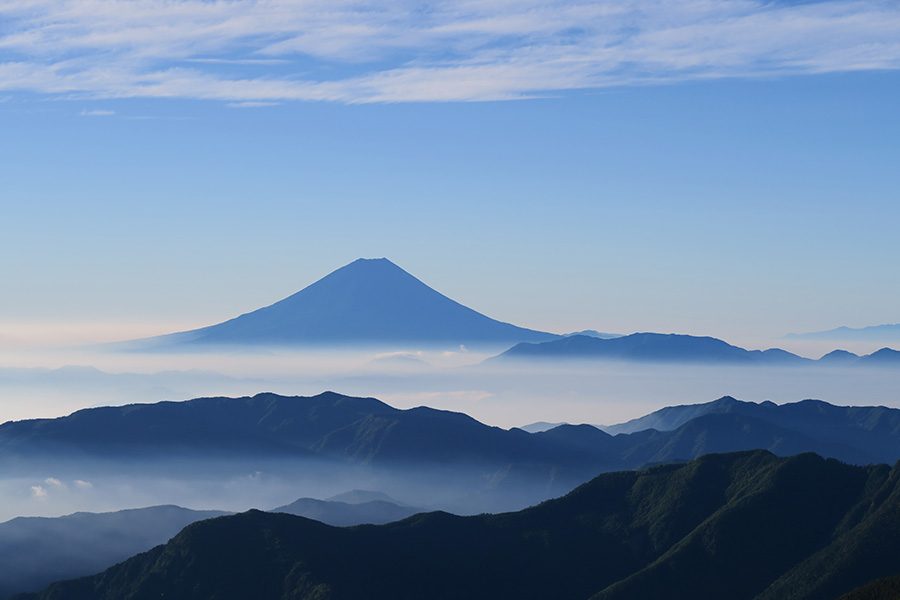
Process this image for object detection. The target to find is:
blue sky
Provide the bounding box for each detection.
[1,0,899,344]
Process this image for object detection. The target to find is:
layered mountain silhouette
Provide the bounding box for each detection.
[3,392,899,498]
[0,493,420,599]
[326,490,398,504]
[603,394,900,436]
[0,391,620,511]
[788,323,900,342]
[125,258,556,349]
[495,332,900,366]
[0,505,225,599]
[21,451,900,600]
[814,348,900,366]
[598,395,900,465]
[819,349,863,364]
[519,421,568,433]
[562,329,621,339]
[272,497,420,526]
[859,347,900,365]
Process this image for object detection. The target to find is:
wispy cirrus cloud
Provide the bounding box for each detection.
[0,0,898,104]
[80,108,115,116]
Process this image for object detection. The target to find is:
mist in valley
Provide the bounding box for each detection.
[3,342,900,428]
[2,336,900,522]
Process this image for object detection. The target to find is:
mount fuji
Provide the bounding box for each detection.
[124,258,558,349]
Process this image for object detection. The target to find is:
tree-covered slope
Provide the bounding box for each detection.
[839,575,900,600]
[21,451,900,600]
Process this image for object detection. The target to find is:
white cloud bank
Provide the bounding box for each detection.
[0,1,898,103]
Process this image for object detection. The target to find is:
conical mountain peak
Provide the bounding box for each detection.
[134,259,557,349]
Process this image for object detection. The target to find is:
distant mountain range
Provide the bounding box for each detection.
[562,329,622,339]
[788,323,900,342]
[495,332,900,366]
[122,258,557,349]
[21,451,900,600]
[0,505,225,599]
[273,497,420,526]
[518,421,567,433]
[3,392,900,505]
[326,489,400,504]
[110,256,900,363]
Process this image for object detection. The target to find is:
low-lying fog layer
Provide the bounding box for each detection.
[3,342,900,520]
[0,456,560,522]
[3,345,900,428]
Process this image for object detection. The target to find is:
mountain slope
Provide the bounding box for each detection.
[603,395,756,434]
[757,461,900,600]
[22,452,900,600]
[0,505,224,599]
[859,348,900,365]
[128,258,556,348]
[840,576,900,600]
[602,396,900,465]
[495,333,810,364]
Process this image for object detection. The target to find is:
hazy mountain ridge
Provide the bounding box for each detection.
[601,396,756,434]
[20,452,900,600]
[0,391,624,513]
[0,505,225,599]
[0,492,423,598]
[496,333,810,364]
[788,323,900,342]
[518,421,569,433]
[496,333,900,366]
[272,498,420,526]
[7,392,900,468]
[600,396,900,464]
[3,392,900,510]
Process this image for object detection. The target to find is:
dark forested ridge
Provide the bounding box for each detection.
[4,392,899,470]
[20,451,900,600]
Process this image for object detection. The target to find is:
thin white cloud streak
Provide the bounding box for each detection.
[0,1,898,103]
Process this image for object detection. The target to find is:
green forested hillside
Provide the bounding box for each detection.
[21,451,900,600]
